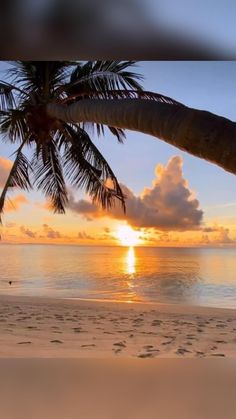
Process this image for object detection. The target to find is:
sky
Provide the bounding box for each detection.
[0,61,236,247]
[144,0,236,52]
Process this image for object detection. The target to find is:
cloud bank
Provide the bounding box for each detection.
[67,156,203,231]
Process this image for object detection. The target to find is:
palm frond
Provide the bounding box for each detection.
[8,61,77,95]
[0,143,31,222]
[63,124,126,211]
[108,127,126,143]
[61,61,143,98]
[0,82,15,111]
[0,109,28,143]
[76,89,185,106]
[32,141,68,213]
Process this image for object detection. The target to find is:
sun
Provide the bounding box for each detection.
[116,225,140,247]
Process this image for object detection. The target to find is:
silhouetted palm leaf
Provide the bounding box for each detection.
[0,82,16,111]
[63,124,125,210]
[32,141,68,213]
[0,141,31,222]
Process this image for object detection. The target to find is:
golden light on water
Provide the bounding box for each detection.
[126,246,136,275]
[116,225,141,247]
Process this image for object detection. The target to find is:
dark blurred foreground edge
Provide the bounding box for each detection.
[0,0,235,59]
[0,359,236,419]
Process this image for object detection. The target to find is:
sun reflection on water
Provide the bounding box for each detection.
[126,246,136,275]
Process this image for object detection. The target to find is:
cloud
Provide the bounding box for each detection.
[67,197,97,221]
[67,156,203,232]
[0,157,12,187]
[201,224,234,243]
[77,231,95,240]
[42,224,61,239]
[214,226,233,244]
[202,226,218,233]
[4,194,29,212]
[20,225,37,239]
[5,222,16,228]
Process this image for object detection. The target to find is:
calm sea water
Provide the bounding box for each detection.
[0,245,236,309]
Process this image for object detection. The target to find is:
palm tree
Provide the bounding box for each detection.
[0,61,145,220]
[0,61,235,221]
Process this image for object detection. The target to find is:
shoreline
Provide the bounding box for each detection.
[0,294,235,358]
[0,293,236,316]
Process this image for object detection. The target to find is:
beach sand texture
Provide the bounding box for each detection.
[0,295,235,357]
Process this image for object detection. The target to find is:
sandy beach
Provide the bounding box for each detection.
[0,295,235,357]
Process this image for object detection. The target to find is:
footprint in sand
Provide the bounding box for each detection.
[162,340,172,346]
[216,325,225,329]
[113,341,126,348]
[113,348,122,355]
[138,352,157,358]
[211,353,225,357]
[17,341,32,345]
[196,351,205,357]
[133,318,143,323]
[73,327,83,333]
[151,320,162,327]
[50,340,63,344]
[143,346,160,354]
[176,348,191,355]
[81,344,96,348]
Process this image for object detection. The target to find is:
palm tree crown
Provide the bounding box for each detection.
[0,61,147,220]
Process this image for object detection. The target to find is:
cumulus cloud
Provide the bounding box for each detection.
[42,224,61,239]
[67,156,203,232]
[104,227,110,233]
[20,225,37,239]
[199,225,235,245]
[0,157,12,187]
[202,226,218,233]
[77,231,94,240]
[214,226,233,244]
[67,197,97,221]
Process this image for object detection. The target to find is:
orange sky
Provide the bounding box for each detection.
[1,155,236,247]
[1,62,236,247]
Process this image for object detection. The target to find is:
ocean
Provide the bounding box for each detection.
[0,244,236,309]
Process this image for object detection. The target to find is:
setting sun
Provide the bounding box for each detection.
[116,225,141,247]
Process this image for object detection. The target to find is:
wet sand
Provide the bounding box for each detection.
[0,295,235,357]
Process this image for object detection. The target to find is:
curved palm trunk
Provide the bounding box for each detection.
[47,99,236,175]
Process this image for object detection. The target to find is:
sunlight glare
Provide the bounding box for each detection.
[116,225,140,247]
